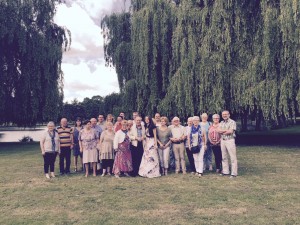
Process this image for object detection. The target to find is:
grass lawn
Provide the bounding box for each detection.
[0,143,299,225]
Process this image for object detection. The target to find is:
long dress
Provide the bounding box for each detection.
[73,127,83,157]
[79,129,98,164]
[138,129,161,178]
[112,133,133,174]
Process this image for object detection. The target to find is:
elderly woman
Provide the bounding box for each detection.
[200,113,213,171]
[98,122,115,176]
[208,114,222,173]
[139,116,161,178]
[157,117,172,175]
[40,121,60,179]
[187,116,207,177]
[79,120,98,177]
[113,120,133,178]
[185,117,196,174]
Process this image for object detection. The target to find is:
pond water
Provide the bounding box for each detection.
[0,127,47,142]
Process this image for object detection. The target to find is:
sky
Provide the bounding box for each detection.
[54,0,131,102]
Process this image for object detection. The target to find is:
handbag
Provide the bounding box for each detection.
[190,145,200,154]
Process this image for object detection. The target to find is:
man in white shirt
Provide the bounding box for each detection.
[169,117,186,174]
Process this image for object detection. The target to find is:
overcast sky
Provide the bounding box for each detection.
[54,0,131,102]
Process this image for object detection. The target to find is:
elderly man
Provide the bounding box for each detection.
[97,114,106,131]
[129,116,145,176]
[169,117,186,174]
[91,118,103,139]
[57,118,73,175]
[218,110,238,178]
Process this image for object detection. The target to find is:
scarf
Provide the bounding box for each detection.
[48,131,56,152]
[190,125,202,148]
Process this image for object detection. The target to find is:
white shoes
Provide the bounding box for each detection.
[45,174,50,179]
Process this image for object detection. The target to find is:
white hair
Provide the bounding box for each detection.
[212,114,220,119]
[193,116,200,121]
[47,121,55,127]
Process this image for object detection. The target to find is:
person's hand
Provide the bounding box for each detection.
[204,145,207,151]
[80,148,83,153]
[188,146,191,151]
[42,152,45,156]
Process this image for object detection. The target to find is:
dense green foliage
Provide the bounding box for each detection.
[0,0,70,126]
[61,93,122,121]
[101,0,300,129]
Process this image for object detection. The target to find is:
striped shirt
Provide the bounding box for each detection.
[57,126,73,147]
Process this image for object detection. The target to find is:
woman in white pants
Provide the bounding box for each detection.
[187,116,207,177]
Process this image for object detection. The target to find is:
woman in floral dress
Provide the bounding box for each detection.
[138,116,161,178]
[112,120,133,178]
[79,120,98,177]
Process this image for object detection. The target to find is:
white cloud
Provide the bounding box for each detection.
[54,1,123,102]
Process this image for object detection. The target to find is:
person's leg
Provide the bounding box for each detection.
[44,153,50,175]
[107,159,113,175]
[206,143,213,170]
[50,152,57,177]
[198,146,205,175]
[193,152,200,173]
[179,144,186,173]
[164,146,170,175]
[186,147,196,172]
[65,147,71,173]
[213,145,222,171]
[59,148,65,174]
[131,145,138,176]
[102,159,107,176]
[137,142,143,171]
[221,140,230,175]
[74,156,78,172]
[92,162,97,176]
[84,163,89,177]
[226,139,238,176]
[172,144,180,173]
[158,147,164,172]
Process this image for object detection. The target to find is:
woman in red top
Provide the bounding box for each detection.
[114,116,123,133]
[208,114,222,173]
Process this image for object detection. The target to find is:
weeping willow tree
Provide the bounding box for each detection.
[102,0,300,128]
[0,0,70,126]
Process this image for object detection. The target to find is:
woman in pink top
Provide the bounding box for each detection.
[208,114,222,173]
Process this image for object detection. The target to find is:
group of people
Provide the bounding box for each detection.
[40,110,238,179]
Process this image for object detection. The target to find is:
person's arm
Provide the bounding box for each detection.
[70,128,74,148]
[113,131,119,150]
[153,128,157,148]
[40,134,46,155]
[79,131,83,153]
[187,131,191,149]
[202,129,207,150]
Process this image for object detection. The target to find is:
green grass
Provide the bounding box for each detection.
[0,143,299,224]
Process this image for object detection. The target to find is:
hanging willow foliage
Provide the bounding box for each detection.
[102,0,300,125]
[0,0,71,126]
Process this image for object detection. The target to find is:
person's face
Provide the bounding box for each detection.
[133,113,138,119]
[173,119,180,126]
[127,122,133,129]
[76,120,81,127]
[48,124,55,131]
[121,121,127,129]
[85,122,91,129]
[98,115,104,122]
[136,117,142,126]
[161,120,166,126]
[107,116,112,122]
[193,118,200,126]
[107,124,113,131]
[120,113,125,118]
[201,115,208,122]
[91,119,97,126]
[145,117,150,124]
[187,119,193,126]
[61,119,67,127]
[117,117,122,123]
[213,117,220,124]
[155,114,160,121]
[222,111,230,120]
